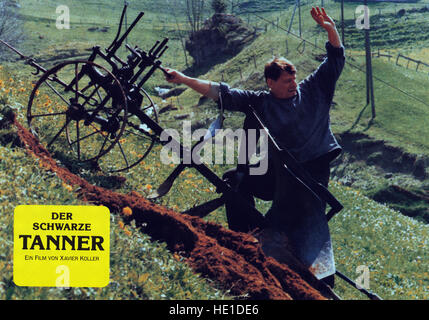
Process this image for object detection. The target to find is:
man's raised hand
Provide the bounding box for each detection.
[311,7,336,31]
[311,7,342,48]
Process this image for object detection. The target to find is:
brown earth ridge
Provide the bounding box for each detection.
[10,112,335,300]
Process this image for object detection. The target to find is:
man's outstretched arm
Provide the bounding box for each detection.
[311,6,342,48]
[163,68,261,113]
[164,68,219,101]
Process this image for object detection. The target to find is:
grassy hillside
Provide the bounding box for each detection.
[175,27,429,154]
[169,6,429,222]
[0,0,428,300]
[0,97,427,300]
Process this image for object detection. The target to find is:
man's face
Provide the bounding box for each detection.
[267,71,297,99]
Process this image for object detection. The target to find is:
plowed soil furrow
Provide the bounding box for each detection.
[12,114,332,300]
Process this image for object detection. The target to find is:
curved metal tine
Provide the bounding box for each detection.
[147,163,186,199]
[47,116,72,148]
[76,79,99,106]
[79,81,93,93]
[95,85,103,101]
[182,196,226,217]
[156,46,168,59]
[80,84,102,110]
[94,85,110,118]
[141,104,155,112]
[107,4,127,52]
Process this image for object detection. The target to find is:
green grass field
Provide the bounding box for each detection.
[0,0,428,300]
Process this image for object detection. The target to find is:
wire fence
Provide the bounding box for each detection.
[113,0,429,107]
[219,0,429,108]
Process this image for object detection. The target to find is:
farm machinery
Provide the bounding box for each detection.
[1,4,381,299]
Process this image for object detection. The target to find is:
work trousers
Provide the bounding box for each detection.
[222,154,331,233]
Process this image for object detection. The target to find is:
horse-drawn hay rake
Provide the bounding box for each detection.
[3,5,166,173]
[1,4,382,299]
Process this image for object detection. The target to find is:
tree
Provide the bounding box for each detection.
[0,1,23,61]
[184,0,206,35]
[229,0,243,15]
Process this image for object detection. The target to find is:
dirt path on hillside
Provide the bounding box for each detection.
[11,114,334,300]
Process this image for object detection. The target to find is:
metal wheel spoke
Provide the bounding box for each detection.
[28,59,129,170]
[47,117,72,148]
[117,141,129,169]
[97,133,110,158]
[75,63,79,103]
[75,120,81,160]
[44,80,70,106]
[70,129,99,146]
[124,128,154,142]
[30,111,67,118]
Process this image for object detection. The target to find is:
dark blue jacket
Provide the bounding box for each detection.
[217,41,345,164]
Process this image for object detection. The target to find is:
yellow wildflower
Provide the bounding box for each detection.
[121,206,133,216]
[138,273,149,284]
[62,183,73,192]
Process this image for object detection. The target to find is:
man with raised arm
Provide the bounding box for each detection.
[164,8,345,282]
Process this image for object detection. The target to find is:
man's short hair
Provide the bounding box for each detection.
[264,57,296,81]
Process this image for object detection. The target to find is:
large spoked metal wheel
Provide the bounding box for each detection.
[27,60,128,168]
[97,87,159,172]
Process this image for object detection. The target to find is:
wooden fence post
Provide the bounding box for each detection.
[416,61,421,72]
